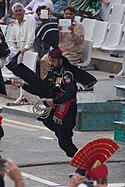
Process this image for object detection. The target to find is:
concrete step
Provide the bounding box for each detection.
[76,102,123,131]
[91,49,123,74]
[114,85,125,97]
[114,121,125,144]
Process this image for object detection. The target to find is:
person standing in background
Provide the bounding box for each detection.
[25,0,54,14]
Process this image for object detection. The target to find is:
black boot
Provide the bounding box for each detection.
[6,51,21,71]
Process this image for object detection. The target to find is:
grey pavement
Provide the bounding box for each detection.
[0,67,125,187]
[1,93,125,187]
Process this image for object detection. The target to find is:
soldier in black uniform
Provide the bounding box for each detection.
[0,26,10,96]
[6,48,78,157]
[0,26,10,141]
[6,47,96,160]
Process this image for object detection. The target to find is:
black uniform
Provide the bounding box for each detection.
[0,0,5,19]
[0,27,10,95]
[0,27,10,139]
[11,57,78,157]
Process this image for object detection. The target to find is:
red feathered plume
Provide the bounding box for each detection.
[70,138,119,170]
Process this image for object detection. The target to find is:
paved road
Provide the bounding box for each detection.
[0,112,125,187]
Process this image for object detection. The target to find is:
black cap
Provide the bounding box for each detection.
[48,47,62,59]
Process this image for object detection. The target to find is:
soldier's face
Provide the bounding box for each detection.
[50,59,62,70]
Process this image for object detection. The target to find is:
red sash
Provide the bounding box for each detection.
[53,99,76,125]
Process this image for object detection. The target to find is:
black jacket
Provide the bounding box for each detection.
[22,58,77,105]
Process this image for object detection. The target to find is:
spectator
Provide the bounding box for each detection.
[0,0,32,25]
[0,0,5,19]
[40,6,84,78]
[5,159,25,187]
[8,3,37,63]
[4,159,106,187]
[53,0,69,13]
[33,6,58,76]
[33,5,57,25]
[33,4,64,25]
[25,0,54,14]
[59,6,85,64]
[69,0,110,20]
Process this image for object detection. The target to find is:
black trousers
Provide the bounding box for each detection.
[13,64,78,158]
[41,102,78,157]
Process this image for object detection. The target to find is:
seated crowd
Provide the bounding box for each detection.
[0,0,111,79]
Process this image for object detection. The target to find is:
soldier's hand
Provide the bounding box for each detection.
[46,99,54,107]
[11,78,24,88]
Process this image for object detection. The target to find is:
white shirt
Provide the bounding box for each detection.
[25,0,54,14]
[9,14,37,50]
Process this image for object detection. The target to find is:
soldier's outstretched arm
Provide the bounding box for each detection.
[12,63,48,98]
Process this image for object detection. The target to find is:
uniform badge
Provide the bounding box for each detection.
[63,71,73,84]
[65,77,71,83]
